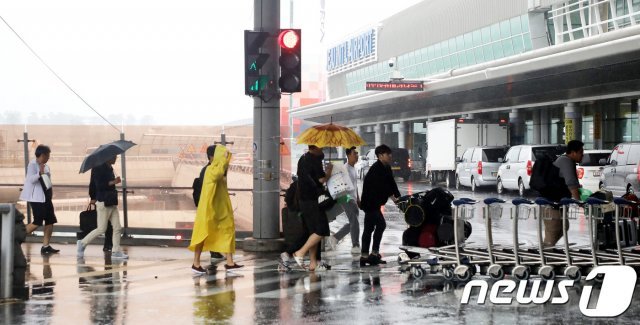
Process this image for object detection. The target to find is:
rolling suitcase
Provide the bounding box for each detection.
[597,219,638,249]
[281,207,307,253]
[619,219,638,247]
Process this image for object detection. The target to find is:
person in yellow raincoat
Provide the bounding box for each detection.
[189,145,243,274]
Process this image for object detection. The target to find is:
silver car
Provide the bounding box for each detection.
[600,142,640,196]
[497,144,566,196]
[455,146,508,191]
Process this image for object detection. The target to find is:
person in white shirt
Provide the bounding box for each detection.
[328,146,361,254]
[19,145,60,255]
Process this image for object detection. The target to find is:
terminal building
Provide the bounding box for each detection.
[291,0,640,157]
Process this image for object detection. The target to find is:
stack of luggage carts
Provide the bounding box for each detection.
[397,188,640,282]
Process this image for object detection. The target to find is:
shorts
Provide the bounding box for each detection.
[29,200,58,226]
[299,199,330,237]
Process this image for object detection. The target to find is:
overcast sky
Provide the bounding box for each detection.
[0,0,420,126]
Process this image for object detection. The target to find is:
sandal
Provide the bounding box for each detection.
[292,253,307,269]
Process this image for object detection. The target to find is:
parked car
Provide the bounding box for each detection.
[496,144,566,196]
[577,150,611,193]
[357,147,412,181]
[600,142,640,196]
[455,146,509,191]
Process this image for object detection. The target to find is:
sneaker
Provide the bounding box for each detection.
[373,253,387,264]
[191,265,206,275]
[280,252,291,263]
[224,263,244,270]
[103,246,112,252]
[351,246,361,255]
[360,255,380,267]
[111,251,129,259]
[76,240,85,257]
[210,252,224,260]
[41,246,60,255]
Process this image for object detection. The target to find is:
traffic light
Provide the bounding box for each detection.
[244,30,270,96]
[278,29,301,93]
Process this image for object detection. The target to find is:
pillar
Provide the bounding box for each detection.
[564,102,582,144]
[398,122,408,149]
[374,123,383,147]
[509,109,525,145]
[540,108,550,144]
[532,109,541,144]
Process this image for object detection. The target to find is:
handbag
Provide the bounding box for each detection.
[79,204,98,232]
[103,190,118,207]
[318,189,336,212]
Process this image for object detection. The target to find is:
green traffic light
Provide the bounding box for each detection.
[249,61,257,72]
[250,79,259,92]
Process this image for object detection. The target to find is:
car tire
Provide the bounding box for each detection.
[470,177,476,192]
[599,182,605,190]
[627,184,634,194]
[496,178,504,195]
[518,179,525,197]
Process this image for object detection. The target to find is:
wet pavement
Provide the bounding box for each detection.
[3,183,640,324]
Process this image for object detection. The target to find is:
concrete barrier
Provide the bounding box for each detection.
[0,204,15,299]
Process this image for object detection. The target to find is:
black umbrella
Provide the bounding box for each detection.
[79,140,137,173]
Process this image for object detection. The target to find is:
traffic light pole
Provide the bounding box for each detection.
[244,0,283,252]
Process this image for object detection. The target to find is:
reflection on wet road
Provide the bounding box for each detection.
[2,182,640,324]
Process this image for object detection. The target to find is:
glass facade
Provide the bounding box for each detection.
[512,99,639,150]
[549,0,640,45]
[345,14,533,95]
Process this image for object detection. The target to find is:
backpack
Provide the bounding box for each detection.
[529,154,569,201]
[192,177,203,207]
[192,165,208,207]
[284,179,300,211]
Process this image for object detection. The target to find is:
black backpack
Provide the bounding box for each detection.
[529,154,569,201]
[284,179,299,211]
[192,165,208,207]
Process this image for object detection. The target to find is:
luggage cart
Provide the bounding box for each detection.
[507,198,539,280]
[402,198,479,281]
[556,198,596,279]
[579,197,622,268]
[458,198,533,280]
[479,198,508,279]
[608,197,640,266]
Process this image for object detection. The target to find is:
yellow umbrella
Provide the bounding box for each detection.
[296,123,366,148]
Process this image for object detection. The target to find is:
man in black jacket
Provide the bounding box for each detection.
[360,144,401,266]
[77,155,127,259]
[89,168,113,252]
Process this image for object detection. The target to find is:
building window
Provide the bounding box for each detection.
[343,14,536,96]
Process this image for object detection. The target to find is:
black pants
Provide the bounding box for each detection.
[103,222,113,249]
[361,209,386,255]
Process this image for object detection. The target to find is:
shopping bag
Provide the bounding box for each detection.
[326,162,354,200]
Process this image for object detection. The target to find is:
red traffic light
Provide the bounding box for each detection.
[278,30,300,49]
